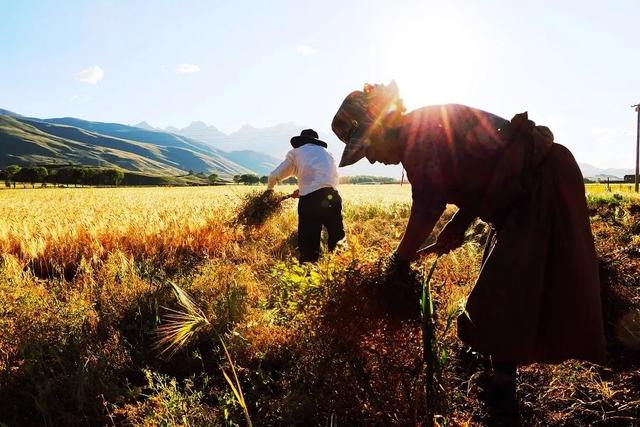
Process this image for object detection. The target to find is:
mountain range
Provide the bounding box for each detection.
[575,164,634,181]
[142,120,322,158]
[138,120,385,177]
[0,107,634,180]
[0,109,282,177]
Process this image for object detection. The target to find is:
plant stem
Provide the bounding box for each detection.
[421,256,440,427]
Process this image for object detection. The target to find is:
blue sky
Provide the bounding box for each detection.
[1,0,638,169]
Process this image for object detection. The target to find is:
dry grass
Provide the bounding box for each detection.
[233,189,291,227]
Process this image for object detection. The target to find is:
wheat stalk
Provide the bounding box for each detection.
[155,281,211,357]
[155,282,252,425]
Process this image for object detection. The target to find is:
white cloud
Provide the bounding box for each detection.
[176,63,201,74]
[75,65,104,85]
[297,45,317,56]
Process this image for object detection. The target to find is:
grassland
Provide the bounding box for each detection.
[0,184,638,426]
[586,183,638,194]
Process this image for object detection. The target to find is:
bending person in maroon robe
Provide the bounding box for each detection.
[331,81,606,408]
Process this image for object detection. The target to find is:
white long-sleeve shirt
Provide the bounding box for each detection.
[267,144,339,196]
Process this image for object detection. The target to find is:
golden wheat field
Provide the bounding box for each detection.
[0,184,638,426]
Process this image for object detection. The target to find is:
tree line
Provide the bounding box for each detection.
[229,174,397,185]
[0,165,124,188]
[339,175,398,184]
[1,165,395,188]
[230,174,297,185]
[0,167,291,188]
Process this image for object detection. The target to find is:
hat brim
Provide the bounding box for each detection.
[339,133,368,167]
[290,135,328,149]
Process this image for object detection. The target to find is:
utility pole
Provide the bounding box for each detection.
[633,103,640,193]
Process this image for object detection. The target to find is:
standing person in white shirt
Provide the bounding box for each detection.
[267,129,345,262]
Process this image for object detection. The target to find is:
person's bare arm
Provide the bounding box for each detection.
[396,202,444,261]
[430,208,476,255]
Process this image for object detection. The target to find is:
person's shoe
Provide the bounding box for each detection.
[481,369,520,426]
[331,237,349,252]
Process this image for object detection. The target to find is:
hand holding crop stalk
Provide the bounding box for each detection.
[383,251,412,284]
[381,251,421,311]
[265,129,345,262]
[381,209,470,307]
[420,208,476,257]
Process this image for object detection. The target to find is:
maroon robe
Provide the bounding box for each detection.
[400,104,606,365]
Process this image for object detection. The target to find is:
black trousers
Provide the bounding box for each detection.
[297,187,345,262]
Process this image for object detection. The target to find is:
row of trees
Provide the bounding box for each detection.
[1,165,124,188]
[228,174,398,186]
[50,167,124,186]
[231,174,297,185]
[2,165,397,188]
[1,166,274,188]
[229,174,397,185]
[339,175,397,184]
[1,165,48,188]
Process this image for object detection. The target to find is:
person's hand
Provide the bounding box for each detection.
[383,251,411,277]
[380,252,420,315]
[291,189,300,198]
[431,230,465,255]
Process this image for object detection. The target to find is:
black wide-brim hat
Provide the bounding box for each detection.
[291,129,328,149]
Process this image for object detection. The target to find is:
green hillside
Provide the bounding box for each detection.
[42,117,250,175]
[21,118,166,159]
[120,171,217,186]
[0,116,183,175]
[0,115,253,177]
[43,117,284,175]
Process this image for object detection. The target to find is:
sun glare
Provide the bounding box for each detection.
[378,12,490,109]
